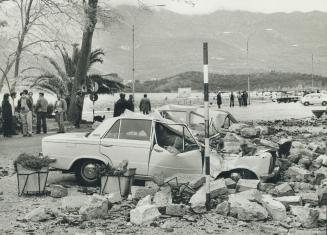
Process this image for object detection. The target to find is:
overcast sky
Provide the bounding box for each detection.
[109,0,327,14]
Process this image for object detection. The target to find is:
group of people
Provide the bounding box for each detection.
[216,91,249,108]
[113,93,152,117]
[1,90,49,137]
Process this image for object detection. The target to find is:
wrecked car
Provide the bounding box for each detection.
[157,104,237,136]
[42,112,278,186]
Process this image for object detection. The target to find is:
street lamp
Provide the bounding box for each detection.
[246,28,273,105]
[131,3,165,100]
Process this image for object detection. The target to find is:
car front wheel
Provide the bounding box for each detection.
[75,160,104,186]
[322,101,327,106]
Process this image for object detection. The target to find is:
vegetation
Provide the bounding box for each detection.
[14,153,55,171]
[96,160,130,177]
[129,71,327,92]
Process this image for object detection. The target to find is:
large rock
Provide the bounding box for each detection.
[49,185,68,198]
[224,178,236,189]
[318,206,326,221]
[61,196,90,212]
[272,182,294,197]
[229,123,249,135]
[258,139,279,149]
[130,205,161,225]
[317,186,327,206]
[166,203,188,217]
[79,194,110,220]
[308,143,326,154]
[255,126,269,136]
[131,185,159,200]
[290,206,319,228]
[215,201,230,216]
[24,207,54,222]
[236,179,260,192]
[275,196,302,208]
[260,195,287,221]
[232,189,262,201]
[189,187,206,214]
[299,193,319,206]
[136,195,152,207]
[315,155,327,167]
[286,166,311,182]
[240,127,260,138]
[229,196,268,221]
[153,187,172,208]
[313,167,327,185]
[210,179,228,198]
[258,182,276,194]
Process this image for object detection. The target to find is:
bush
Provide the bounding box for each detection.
[97,160,128,177]
[14,153,55,171]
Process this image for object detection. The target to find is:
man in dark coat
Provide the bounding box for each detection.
[139,94,151,115]
[35,92,48,134]
[113,93,128,117]
[217,92,222,109]
[1,93,13,137]
[126,94,134,112]
[230,92,235,107]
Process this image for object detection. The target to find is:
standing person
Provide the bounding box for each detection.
[216,92,222,109]
[75,90,83,128]
[27,91,34,135]
[35,92,48,134]
[230,92,235,107]
[139,94,151,115]
[243,91,248,106]
[17,90,33,137]
[1,93,13,137]
[113,93,128,117]
[54,93,67,133]
[126,94,135,112]
[9,92,17,135]
[237,91,243,106]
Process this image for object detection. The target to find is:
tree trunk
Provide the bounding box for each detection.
[68,0,98,122]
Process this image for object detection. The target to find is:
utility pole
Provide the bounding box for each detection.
[132,24,135,99]
[203,42,210,211]
[311,53,314,91]
[247,39,250,105]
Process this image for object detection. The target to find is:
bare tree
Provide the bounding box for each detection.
[0,0,76,92]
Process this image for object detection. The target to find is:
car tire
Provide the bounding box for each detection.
[322,101,327,106]
[303,102,310,106]
[75,160,104,186]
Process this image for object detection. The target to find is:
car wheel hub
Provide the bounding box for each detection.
[83,163,97,180]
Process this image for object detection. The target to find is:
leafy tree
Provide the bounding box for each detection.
[28,45,125,99]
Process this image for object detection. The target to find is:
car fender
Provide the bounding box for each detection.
[51,154,112,171]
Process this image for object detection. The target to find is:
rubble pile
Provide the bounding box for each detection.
[13,118,327,234]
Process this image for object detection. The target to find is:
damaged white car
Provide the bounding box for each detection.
[42,112,279,186]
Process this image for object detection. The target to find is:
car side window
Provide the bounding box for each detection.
[104,120,120,139]
[119,119,152,141]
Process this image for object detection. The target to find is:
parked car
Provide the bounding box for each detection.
[42,112,278,186]
[301,93,327,106]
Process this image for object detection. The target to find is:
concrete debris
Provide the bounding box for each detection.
[136,195,152,207]
[130,205,161,225]
[290,206,319,228]
[224,178,236,189]
[240,127,260,138]
[258,182,276,194]
[223,133,243,153]
[272,182,294,197]
[209,179,228,198]
[228,123,249,135]
[24,207,56,222]
[274,196,302,208]
[286,166,311,182]
[61,196,90,212]
[153,187,172,208]
[166,203,188,217]
[229,196,268,221]
[79,194,111,220]
[236,179,260,192]
[215,201,230,216]
[49,184,68,198]
[260,195,287,221]
[299,192,319,206]
[165,174,204,188]
[189,187,206,214]
[131,185,159,200]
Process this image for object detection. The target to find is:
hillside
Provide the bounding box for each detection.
[131,71,327,92]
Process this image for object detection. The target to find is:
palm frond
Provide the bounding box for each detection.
[30,73,68,95]
[88,48,105,69]
[87,74,125,94]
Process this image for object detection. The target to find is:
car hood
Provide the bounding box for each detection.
[43,132,88,142]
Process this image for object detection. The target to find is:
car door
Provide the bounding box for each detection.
[147,122,202,178]
[100,118,152,176]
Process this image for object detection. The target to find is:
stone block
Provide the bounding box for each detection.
[236,179,259,192]
[261,195,287,221]
[153,187,172,208]
[130,205,160,225]
[272,182,294,197]
[131,185,159,200]
[274,196,302,208]
[166,203,188,217]
[290,206,319,228]
[49,185,68,198]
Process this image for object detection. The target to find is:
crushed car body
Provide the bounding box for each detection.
[42,110,280,186]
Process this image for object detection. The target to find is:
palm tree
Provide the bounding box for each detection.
[29,45,125,97]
